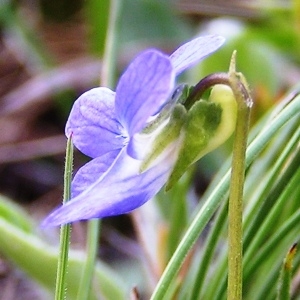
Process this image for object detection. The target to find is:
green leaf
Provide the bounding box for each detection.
[277,244,297,300]
[0,195,34,233]
[0,198,127,300]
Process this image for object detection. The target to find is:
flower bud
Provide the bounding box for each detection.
[166,84,237,190]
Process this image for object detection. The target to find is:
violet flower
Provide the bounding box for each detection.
[43,35,225,226]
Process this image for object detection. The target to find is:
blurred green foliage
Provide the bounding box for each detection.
[0,0,300,299]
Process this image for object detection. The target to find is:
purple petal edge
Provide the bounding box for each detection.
[115,50,174,136]
[65,87,124,159]
[71,150,120,198]
[169,35,225,75]
[41,148,174,227]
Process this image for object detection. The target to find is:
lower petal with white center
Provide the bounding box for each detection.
[71,150,120,198]
[42,146,177,227]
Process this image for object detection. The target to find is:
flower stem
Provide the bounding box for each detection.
[151,52,252,300]
[76,220,101,300]
[100,0,121,88]
[227,52,252,300]
[187,54,252,299]
[54,135,73,300]
[150,89,300,300]
[76,1,122,299]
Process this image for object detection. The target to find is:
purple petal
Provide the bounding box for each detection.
[42,147,175,227]
[115,50,174,136]
[169,35,225,75]
[71,150,120,198]
[65,88,125,159]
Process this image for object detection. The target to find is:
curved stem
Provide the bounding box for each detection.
[184,72,229,109]
[187,55,251,300]
[150,92,300,300]
[151,53,253,300]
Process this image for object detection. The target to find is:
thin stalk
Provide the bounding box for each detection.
[188,54,252,299]
[209,154,300,299]
[100,0,121,88]
[150,93,300,299]
[76,1,121,299]
[76,220,101,300]
[54,135,73,300]
[227,54,252,300]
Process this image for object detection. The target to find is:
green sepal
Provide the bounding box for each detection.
[165,84,237,191]
[140,104,187,172]
[166,100,222,190]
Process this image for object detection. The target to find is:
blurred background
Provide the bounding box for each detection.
[0,0,299,298]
